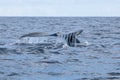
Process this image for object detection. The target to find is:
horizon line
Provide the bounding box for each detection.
[0,16,120,17]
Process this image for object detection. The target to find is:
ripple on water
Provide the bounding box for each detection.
[0,48,8,54]
[35,60,62,64]
[107,72,120,76]
[7,72,20,76]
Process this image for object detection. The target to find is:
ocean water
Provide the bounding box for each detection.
[0,17,120,80]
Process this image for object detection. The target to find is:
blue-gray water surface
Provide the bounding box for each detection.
[0,17,120,80]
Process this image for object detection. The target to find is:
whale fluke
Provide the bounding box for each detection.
[63,30,83,46]
[71,30,83,36]
[19,32,49,39]
[19,30,83,47]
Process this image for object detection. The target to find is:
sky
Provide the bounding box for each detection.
[0,0,120,16]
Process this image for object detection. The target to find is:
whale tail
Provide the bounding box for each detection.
[60,30,83,47]
[19,32,49,39]
[72,30,83,36]
[20,30,83,38]
[19,30,83,47]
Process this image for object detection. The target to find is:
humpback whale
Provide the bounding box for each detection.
[20,30,83,47]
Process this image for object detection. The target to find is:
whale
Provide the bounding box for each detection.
[19,30,83,47]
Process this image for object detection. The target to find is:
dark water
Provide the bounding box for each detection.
[0,17,120,80]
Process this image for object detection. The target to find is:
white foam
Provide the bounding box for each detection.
[17,36,66,44]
